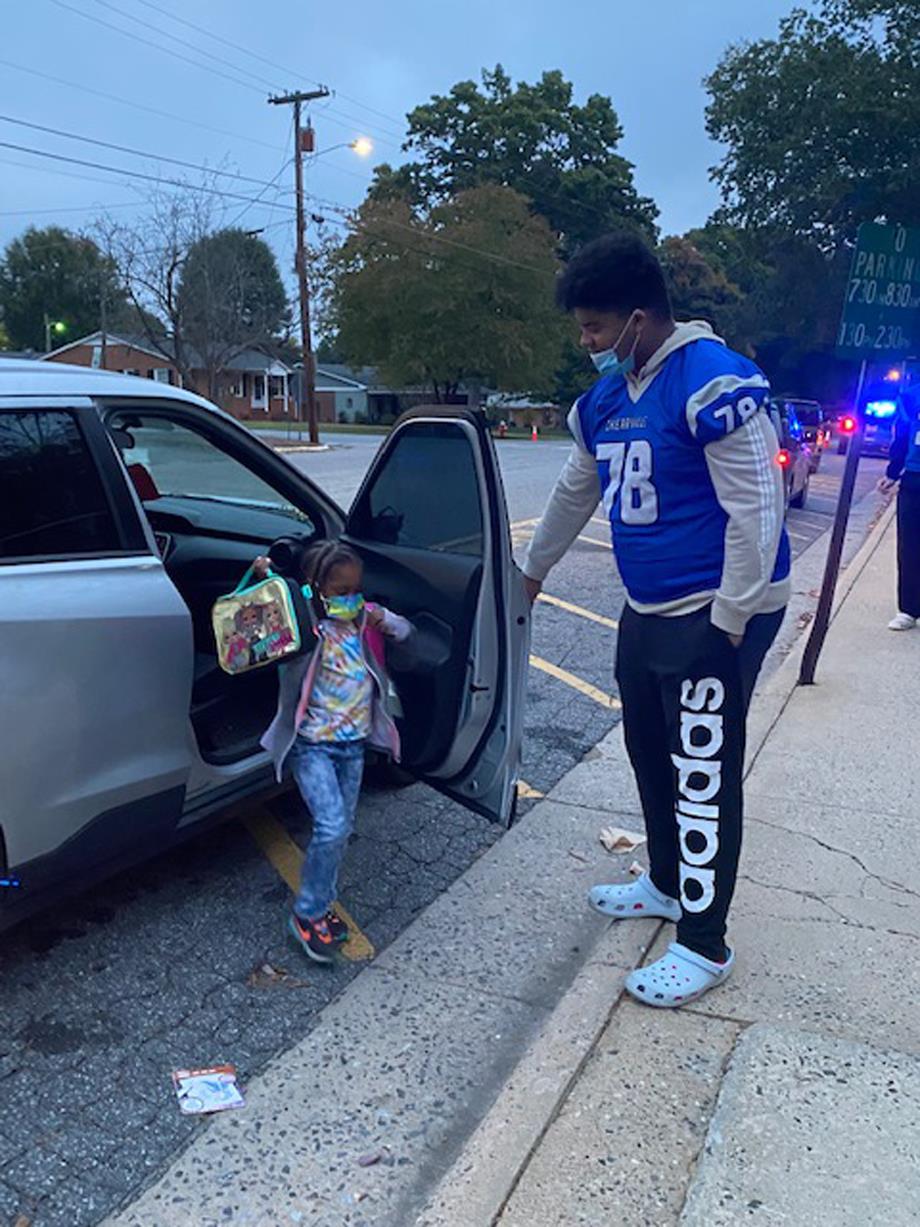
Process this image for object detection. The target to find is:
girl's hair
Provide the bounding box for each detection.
[298,540,362,618]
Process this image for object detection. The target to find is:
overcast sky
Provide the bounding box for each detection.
[1,0,797,292]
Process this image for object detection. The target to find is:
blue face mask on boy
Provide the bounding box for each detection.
[323,592,365,622]
[590,312,641,379]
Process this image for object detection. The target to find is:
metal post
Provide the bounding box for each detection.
[799,359,868,685]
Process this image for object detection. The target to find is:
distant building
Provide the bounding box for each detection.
[486,393,564,430]
[42,332,296,420]
[42,333,480,425]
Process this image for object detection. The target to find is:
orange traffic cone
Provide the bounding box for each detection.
[531,424,538,442]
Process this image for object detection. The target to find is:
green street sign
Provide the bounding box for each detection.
[837,222,920,360]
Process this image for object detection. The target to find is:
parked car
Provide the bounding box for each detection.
[774,398,827,472]
[768,398,813,508]
[0,361,530,929]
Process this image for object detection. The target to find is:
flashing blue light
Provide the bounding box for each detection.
[0,876,21,888]
[865,400,897,420]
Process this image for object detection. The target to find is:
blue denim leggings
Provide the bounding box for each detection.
[287,739,365,921]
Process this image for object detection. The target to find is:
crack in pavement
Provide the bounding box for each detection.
[739,874,920,945]
[748,814,920,903]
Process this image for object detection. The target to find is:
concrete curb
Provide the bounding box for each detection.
[417,496,899,1227]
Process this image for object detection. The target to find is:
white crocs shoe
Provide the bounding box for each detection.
[588,873,681,922]
[625,941,734,1008]
[888,612,917,631]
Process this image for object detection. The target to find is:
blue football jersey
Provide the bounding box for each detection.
[575,337,791,607]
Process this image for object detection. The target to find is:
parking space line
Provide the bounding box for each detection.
[537,593,619,630]
[518,780,545,799]
[241,811,375,962]
[576,534,609,549]
[529,654,621,709]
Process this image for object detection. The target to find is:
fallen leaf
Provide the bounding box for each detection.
[599,827,646,854]
[14,1215,32,1227]
[247,962,309,990]
[628,860,644,877]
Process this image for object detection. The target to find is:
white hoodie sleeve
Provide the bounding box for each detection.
[704,411,786,637]
[522,404,601,583]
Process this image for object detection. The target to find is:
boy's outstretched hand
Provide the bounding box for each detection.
[366,607,386,630]
[253,555,273,580]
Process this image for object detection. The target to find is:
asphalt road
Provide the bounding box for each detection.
[0,434,888,1227]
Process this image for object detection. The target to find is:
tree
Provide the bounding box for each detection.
[177,229,289,399]
[658,236,743,343]
[371,66,658,252]
[329,185,564,401]
[705,3,920,252]
[102,186,289,394]
[0,226,126,351]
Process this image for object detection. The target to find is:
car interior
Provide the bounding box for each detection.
[106,408,497,778]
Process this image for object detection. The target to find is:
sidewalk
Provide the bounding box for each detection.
[102,506,919,1227]
[427,505,920,1227]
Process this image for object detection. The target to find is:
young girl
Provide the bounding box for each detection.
[256,542,413,963]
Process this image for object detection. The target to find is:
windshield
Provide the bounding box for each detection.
[786,402,821,426]
[110,414,303,518]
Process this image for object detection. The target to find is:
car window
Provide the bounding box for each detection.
[788,403,821,426]
[786,408,803,440]
[109,412,309,524]
[0,409,123,561]
[351,421,484,556]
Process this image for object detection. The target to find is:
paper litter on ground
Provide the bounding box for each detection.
[172,1065,245,1115]
[599,826,647,854]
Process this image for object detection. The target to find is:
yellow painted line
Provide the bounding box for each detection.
[518,780,544,799]
[576,534,609,549]
[510,517,540,530]
[241,810,375,962]
[537,593,619,630]
[590,516,608,528]
[529,654,621,709]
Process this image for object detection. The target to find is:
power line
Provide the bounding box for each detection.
[91,0,279,93]
[0,57,281,154]
[132,0,408,135]
[0,114,293,193]
[0,139,299,211]
[47,0,263,95]
[2,140,553,277]
[50,0,402,151]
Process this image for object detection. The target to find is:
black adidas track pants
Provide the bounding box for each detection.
[615,603,784,962]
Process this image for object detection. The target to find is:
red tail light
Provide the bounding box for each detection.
[841,415,856,434]
[776,449,791,468]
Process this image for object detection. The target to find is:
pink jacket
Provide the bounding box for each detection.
[260,604,414,781]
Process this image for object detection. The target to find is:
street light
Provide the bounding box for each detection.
[44,313,67,352]
[309,137,375,160]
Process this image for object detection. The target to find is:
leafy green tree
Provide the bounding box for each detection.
[177,228,289,399]
[330,185,564,401]
[705,3,920,251]
[371,66,657,253]
[658,236,743,343]
[0,226,126,351]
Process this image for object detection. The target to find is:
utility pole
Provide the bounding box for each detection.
[268,87,330,445]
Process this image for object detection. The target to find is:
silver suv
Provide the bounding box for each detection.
[0,360,528,929]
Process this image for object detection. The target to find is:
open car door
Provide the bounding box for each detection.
[343,408,529,825]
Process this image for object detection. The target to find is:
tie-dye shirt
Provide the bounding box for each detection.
[299,619,373,743]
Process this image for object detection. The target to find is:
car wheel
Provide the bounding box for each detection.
[790,474,808,509]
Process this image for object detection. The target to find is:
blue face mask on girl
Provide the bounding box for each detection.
[590,312,641,379]
[323,592,365,622]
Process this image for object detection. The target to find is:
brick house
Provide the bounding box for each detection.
[42,332,297,421]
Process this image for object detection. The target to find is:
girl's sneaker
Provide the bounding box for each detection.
[323,909,350,944]
[288,913,336,963]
